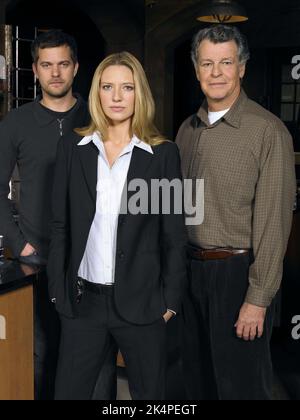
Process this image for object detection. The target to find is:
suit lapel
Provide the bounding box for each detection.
[77,141,98,205]
[77,142,154,212]
[119,146,154,215]
[126,146,154,187]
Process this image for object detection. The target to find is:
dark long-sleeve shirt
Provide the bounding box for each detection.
[0,94,89,258]
[176,90,296,307]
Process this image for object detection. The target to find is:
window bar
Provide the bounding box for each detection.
[15,26,19,108]
[34,27,37,99]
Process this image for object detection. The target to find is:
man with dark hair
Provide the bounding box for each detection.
[31,29,78,64]
[0,29,89,399]
[176,25,296,400]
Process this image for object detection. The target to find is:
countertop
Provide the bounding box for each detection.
[0,259,40,295]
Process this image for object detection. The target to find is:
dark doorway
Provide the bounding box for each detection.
[6,0,105,99]
[173,37,203,136]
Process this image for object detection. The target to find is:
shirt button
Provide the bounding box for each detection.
[118,251,125,260]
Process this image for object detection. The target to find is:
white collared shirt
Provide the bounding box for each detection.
[77,132,153,285]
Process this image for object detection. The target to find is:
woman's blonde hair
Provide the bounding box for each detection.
[76,51,166,146]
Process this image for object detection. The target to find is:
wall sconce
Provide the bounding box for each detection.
[145,0,158,8]
[197,0,248,23]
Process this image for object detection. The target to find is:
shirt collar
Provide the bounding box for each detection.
[77,132,154,155]
[197,89,248,129]
[33,93,82,127]
[131,135,153,154]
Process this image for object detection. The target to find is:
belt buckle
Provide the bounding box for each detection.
[199,249,206,259]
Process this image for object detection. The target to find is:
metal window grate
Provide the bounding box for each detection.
[13,26,38,108]
[9,26,39,204]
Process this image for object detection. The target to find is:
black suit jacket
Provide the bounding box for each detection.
[47,132,187,325]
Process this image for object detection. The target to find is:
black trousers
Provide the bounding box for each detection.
[54,285,167,400]
[34,273,117,400]
[180,253,274,401]
[34,272,61,400]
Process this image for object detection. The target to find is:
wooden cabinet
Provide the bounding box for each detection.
[0,285,34,400]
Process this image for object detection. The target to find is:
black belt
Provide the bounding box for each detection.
[80,279,114,296]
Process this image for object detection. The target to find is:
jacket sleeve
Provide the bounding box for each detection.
[0,113,27,256]
[160,142,187,313]
[47,136,70,302]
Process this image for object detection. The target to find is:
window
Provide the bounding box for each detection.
[280,63,300,123]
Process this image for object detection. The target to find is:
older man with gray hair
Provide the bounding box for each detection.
[176,25,296,400]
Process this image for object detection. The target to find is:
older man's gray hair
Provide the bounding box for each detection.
[191,25,250,67]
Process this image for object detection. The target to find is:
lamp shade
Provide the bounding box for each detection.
[197,0,248,23]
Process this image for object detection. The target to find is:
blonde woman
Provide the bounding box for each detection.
[47,52,187,400]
